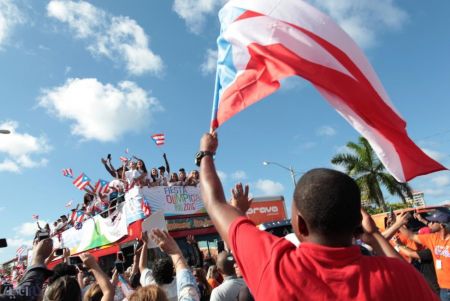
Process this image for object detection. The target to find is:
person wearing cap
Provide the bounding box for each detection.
[210,251,246,301]
[400,211,450,300]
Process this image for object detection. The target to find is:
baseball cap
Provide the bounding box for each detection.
[425,211,450,224]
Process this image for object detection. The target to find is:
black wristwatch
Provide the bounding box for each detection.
[195,151,215,167]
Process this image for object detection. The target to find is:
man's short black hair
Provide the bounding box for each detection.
[152,258,174,285]
[158,166,165,171]
[179,168,185,173]
[294,168,362,236]
[216,251,235,276]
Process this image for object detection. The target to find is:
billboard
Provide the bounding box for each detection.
[246,197,287,225]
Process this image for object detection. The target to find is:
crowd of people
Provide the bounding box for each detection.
[1,133,449,301]
[48,153,201,237]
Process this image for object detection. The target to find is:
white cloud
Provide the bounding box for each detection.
[201,48,217,75]
[255,179,284,195]
[217,170,227,182]
[422,188,447,198]
[439,200,450,206]
[422,148,447,162]
[14,222,41,237]
[231,170,247,181]
[317,125,337,137]
[431,175,450,187]
[6,237,33,248]
[0,0,25,49]
[173,0,225,34]
[310,0,408,48]
[301,142,317,150]
[47,0,163,76]
[0,159,20,172]
[39,78,162,142]
[0,121,51,173]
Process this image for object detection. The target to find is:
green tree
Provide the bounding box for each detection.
[331,137,413,212]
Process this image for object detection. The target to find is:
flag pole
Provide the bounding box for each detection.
[210,64,220,134]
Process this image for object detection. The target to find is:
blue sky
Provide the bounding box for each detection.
[0,0,449,263]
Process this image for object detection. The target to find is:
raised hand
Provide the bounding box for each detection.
[230,183,253,214]
[200,132,218,153]
[150,229,181,256]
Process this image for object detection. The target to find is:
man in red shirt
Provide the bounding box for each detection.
[197,133,438,301]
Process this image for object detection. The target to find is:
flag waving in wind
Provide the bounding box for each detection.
[211,0,446,182]
[62,168,73,178]
[73,173,91,190]
[151,133,165,146]
[94,179,110,194]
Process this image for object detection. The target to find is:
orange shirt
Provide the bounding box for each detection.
[208,278,220,289]
[392,232,421,262]
[418,231,450,289]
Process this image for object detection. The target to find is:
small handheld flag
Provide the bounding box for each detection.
[73,173,91,190]
[142,198,152,217]
[94,179,110,194]
[151,133,165,146]
[65,200,73,208]
[62,168,73,178]
[32,214,39,220]
[16,245,26,260]
[120,156,129,163]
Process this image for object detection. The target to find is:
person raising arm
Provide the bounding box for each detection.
[198,132,245,247]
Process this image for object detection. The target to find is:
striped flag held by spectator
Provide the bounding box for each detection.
[142,198,152,217]
[151,133,165,146]
[16,246,26,260]
[94,179,110,194]
[32,214,39,220]
[73,173,91,190]
[62,168,73,178]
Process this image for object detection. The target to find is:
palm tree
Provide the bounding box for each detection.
[331,137,412,212]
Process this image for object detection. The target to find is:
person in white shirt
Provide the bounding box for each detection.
[210,252,246,301]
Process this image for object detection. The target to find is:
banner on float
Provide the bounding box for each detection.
[123,187,146,224]
[141,186,205,216]
[59,211,128,254]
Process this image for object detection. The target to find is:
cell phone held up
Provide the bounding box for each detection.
[68,256,83,266]
[115,251,125,274]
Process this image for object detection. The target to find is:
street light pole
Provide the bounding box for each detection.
[262,161,297,187]
[0,130,10,134]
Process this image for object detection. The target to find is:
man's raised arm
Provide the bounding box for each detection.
[199,133,245,246]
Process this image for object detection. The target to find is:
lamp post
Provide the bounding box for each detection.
[0,130,10,134]
[262,161,298,187]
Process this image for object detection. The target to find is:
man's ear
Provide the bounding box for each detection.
[296,213,309,237]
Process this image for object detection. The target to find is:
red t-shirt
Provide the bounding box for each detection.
[229,217,438,301]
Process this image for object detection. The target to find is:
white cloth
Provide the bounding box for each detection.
[125,170,141,184]
[140,268,177,301]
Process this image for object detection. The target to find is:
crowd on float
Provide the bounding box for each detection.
[50,153,200,236]
[0,133,449,301]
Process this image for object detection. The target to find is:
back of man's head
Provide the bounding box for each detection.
[43,275,81,301]
[153,258,174,285]
[216,252,236,276]
[294,168,362,237]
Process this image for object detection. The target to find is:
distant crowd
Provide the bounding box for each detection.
[50,153,200,236]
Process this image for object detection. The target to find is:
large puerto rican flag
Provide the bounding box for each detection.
[211,0,446,182]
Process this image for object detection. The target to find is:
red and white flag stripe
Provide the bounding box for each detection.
[212,0,446,182]
[151,133,165,146]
